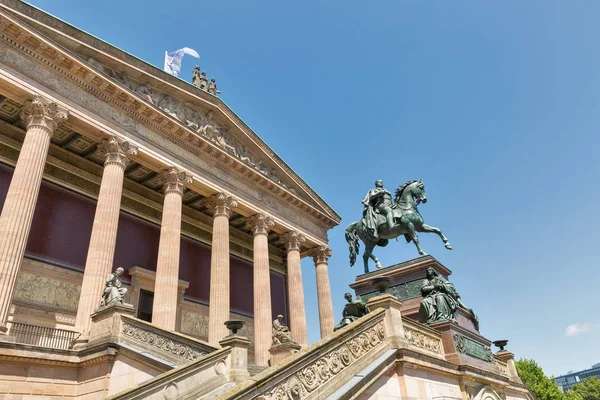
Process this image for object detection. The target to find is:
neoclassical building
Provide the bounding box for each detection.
[0,2,533,400]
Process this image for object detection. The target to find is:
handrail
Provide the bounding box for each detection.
[9,322,77,350]
[213,308,388,400]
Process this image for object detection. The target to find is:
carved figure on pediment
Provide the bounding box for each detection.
[236,144,256,167]
[207,78,221,95]
[272,315,297,346]
[192,66,202,88]
[182,105,206,131]
[158,96,185,121]
[101,267,127,308]
[87,57,106,73]
[134,83,154,104]
[216,132,238,155]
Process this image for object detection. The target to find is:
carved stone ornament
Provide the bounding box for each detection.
[20,95,68,135]
[161,167,192,196]
[122,323,207,362]
[403,326,442,355]
[279,231,306,252]
[255,320,385,400]
[98,135,138,168]
[246,213,274,236]
[86,57,296,192]
[309,245,332,265]
[14,272,80,311]
[205,192,238,218]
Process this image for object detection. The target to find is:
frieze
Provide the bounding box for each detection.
[255,320,385,400]
[14,272,80,311]
[359,279,423,303]
[403,325,442,355]
[87,58,295,193]
[0,45,328,239]
[122,322,207,362]
[453,333,493,362]
[181,311,208,338]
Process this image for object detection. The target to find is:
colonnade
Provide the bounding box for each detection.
[0,95,335,366]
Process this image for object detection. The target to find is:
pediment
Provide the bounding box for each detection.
[0,2,340,226]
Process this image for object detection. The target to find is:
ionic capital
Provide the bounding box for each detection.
[98,136,138,168]
[161,167,192,196]
[246,213,274,236]
[310,246,332,265]
[20,95,68,136]
[280,231,306,252]
[206,192,238,218]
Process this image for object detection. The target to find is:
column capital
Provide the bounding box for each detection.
[309,245,332,265]
[280,231,306,252]
[161,167,192,196]
[246,213,274,236]
[20,95,68,135]
[99,136,138,168]
[206,192,238,218]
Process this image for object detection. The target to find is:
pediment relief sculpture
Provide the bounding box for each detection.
[87,57,297,195]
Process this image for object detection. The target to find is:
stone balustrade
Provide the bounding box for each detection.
[402,318,445,357]
[212,308,387,400]
[88,305,217,367]
[106,346,234,400]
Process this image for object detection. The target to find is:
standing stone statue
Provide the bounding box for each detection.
[362,180,394,241]
[192,66,202,88]
[207,78,221,95]
[272,315,296,345]
[100,267,127,308]
[419,267,478,330]
[334,293,370,331]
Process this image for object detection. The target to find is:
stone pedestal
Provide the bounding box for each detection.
[366,293,408,349]
[219,334,251,383]
[496,350,523,383]
[86,303,136,347]
[269,341,301,366]
[350,256,479,333]
[430,320,500,374]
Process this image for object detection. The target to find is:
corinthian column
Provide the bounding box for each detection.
[281,231,307,347]
[0,96,68,334]
[246,213,274,366]
[310,246,334,337]
[207,193,237,346]
[152,168,192,330]
[74,136,137,340]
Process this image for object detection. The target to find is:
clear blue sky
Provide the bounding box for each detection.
[26,0,599,376]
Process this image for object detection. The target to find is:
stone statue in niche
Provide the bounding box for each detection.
[272,315,297,345]
[334,293,370,331]
[101,267,127,308]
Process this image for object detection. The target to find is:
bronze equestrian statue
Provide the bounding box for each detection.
[346,180,452,273]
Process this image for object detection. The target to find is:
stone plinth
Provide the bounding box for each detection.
[269,341,301,366]
[219,334,251,383]
[430,320,503,375]
[350,255,479,334]
[87,303,136,346]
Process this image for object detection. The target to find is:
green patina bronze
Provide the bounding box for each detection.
[333,293,370,332]
[420,267,479,331]
[358,279,424,304]
[453,333,493,362]
[346,180,452,274]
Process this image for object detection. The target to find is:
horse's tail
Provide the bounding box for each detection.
[345,222,360,267]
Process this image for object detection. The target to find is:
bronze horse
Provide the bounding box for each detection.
[345,180,452,273]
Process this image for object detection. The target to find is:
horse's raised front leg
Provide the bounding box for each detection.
[418,223,452,250]
[407,222,427,256]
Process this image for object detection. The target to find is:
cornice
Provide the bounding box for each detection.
[0,3,341,228]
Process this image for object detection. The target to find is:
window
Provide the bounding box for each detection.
[137,289,154,322]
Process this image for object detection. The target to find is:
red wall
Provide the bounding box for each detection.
[0,163,287,319]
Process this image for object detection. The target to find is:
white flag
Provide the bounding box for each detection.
[164,47,200,77]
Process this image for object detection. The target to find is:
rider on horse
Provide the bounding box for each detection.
[361,180,395,241]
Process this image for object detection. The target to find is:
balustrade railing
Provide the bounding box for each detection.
[9,322,77,350]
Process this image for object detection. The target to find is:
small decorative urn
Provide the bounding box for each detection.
[370,276,392,294]
[224,320,245,335]
[492,340,508,351]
